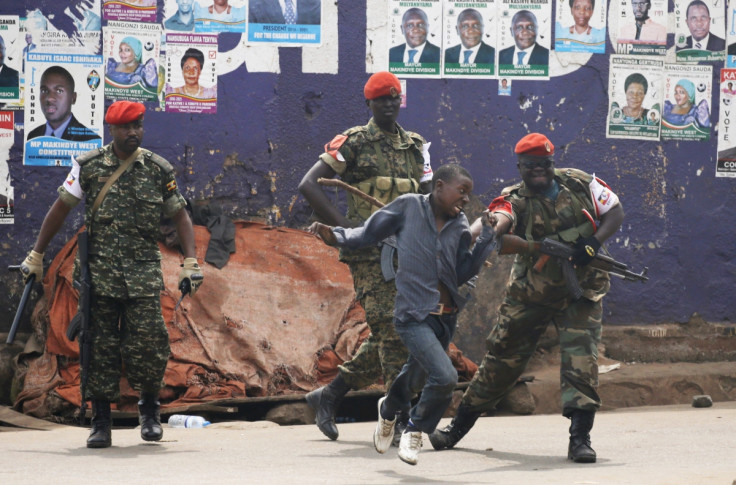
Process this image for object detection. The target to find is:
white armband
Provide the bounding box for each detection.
[589,175,619,217]
[61,156,84,200]
[420,141,433,184]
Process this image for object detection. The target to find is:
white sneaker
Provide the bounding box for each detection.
[398,431,422,465]
[373,396,396,454]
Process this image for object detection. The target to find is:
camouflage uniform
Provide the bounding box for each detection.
[320,117,430,389]
[58,144,186,400]
[462,168,610,417]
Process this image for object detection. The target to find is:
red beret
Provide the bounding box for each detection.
[515,133,554,157]
[105,101,145,125]
[364,71,401,100]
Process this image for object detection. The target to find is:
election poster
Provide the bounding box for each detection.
[387,0,442,78]
[23,5,101,55]
[615,0,667,56]
[0,111,12,224]
[0,16,20,103]
[674,0,725,63]
[442,1,496,78]
[103,21,161,102]
[661,64,712,141]
[103,0,157,23]
[716,68,736,177]
[247,0,322,45]
[23,52,104,167]
[195,0,246,33]
[164,33,217,114]
[727,0,736,67]
[606,55,663,140]
[497,0,551,80]
[554,0,607,53]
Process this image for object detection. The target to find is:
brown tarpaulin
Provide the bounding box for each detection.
[15,221,477,416]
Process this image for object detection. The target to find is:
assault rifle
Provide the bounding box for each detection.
[499,234,649,300]
[65,230,92,425]
[7,266,35,345]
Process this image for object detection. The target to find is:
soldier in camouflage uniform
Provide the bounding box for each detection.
[429,133,624,463]
[299,71,433,441]
[20,101,203,449]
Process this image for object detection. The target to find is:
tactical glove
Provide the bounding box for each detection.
[178,258,203,296]
[571,237,601,267]
[20,250,44,284]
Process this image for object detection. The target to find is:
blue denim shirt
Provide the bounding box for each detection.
[333,193,497,323]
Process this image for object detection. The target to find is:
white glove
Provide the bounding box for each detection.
[20,250,44,284]
[178,257,203,296]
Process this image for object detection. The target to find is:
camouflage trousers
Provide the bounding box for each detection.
[337,260,408,390]
[84,294,170,401]
[462,294,603,417]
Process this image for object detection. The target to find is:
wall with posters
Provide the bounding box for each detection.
[1,0,735,334]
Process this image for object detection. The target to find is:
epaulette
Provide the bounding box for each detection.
[343,125,368,137]
[142,149,174,173]
[501,181,523,196]
[406,131,426,147]
[75,147,105,166]
[557,168,593,184]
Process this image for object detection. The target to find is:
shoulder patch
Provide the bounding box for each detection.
[143,149,174,173]
[74,147,104,166]
[325,134,348,160]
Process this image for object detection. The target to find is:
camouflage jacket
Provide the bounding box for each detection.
[320,117,429,263]
[58,144,186,298]
[501,168,611,305]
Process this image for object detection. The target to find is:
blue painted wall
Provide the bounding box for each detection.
[2,0,735,333]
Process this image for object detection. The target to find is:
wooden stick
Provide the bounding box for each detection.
[317,177,385,209]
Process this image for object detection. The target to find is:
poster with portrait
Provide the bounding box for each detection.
[247,0,322,45]
[23,5,102,55]
[716,69,736,176]
[23,52,104,167]
[606,55,663,140]
[387,0,442,78]
[103,21,161,102]
[442,1,496,78]
[0,111,13,224]
[615,0,667,56]
[727,0,736,67]
[0,16,20,102]
[497,0,551,80]
[164,33,217,114]
[195,0,246,33]
[163,0,195,32]
[554,0,607,53]
[661,64,712,141]
[675,0,725,62]
[103,0,157,23]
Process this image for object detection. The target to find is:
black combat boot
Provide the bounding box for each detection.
[568,409,597,463]
[87,400,112,449]
[428,404,482,450]
[138,392,163,442]
[305,374,351,440]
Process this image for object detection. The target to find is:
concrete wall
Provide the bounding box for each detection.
[2,0,735,334]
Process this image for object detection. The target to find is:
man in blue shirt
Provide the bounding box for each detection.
[309,164,506,465]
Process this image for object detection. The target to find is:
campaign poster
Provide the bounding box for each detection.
[554,0,607,53]
[387,0,442,78]
[497,0,551,80]
[0,111,12,224]
[661,64,712,141]
[163,0,194,32]
[675,0,725,62]
[23,53,104,167]
[195,0,246,33]
[442,1,496,78]
[164,33,217,114]
[103,21,161,102]
[727,0,736,67]
[615,0,667,56]
[716,68,736,177]
[0,16,20,102]
[606,55,663,140]
[103,0,157,23]
[23,5,102,55]
[247,0,322,45]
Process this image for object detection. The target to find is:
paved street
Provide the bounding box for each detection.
[2,402,735,484]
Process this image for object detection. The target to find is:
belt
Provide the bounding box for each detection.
[429,303,458,315]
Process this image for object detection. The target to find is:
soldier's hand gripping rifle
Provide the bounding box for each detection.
[316,178,400,281]
[7,266,35,345]
[499,234,649,300]
[65,230,92,425]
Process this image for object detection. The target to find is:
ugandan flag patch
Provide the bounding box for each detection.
[166,180,177,192]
